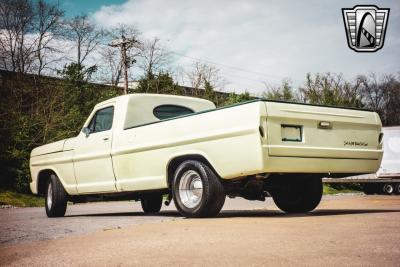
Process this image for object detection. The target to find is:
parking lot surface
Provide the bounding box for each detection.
[1,195,399,266]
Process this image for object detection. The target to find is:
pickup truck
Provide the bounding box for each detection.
[30,94,384,218]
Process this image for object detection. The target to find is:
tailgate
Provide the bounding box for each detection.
[264,101,382,159]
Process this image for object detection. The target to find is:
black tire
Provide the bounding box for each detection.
[382,183,394,195]
[172,160,225,218]
[270,175,323,213]
[45,174,68,217]
[394,184,400,195]
[141,193,163,213]
[362,183,376,195]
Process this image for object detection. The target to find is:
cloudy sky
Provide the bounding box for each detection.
[60,0,400,94]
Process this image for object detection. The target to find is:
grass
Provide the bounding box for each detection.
[323,184,361,195]
[0,189,44,207]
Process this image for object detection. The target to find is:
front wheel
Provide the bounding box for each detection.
[270,175,323,213]
[172,160,225,218]
[45,174,68,217]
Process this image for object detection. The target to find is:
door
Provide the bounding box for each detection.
[73,106,117,193]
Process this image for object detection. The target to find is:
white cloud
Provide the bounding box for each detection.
[92,0,400,94]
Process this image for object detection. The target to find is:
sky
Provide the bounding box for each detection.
[59,0,400,94]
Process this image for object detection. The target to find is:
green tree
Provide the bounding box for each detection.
[299,73,363,108]
[263,79,298,101]
[135,72,183,95]
[203,80,215,101]
[0,64,119,192]
[57,63,119,137]
[223,91,254,105]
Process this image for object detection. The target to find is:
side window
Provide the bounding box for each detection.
[88,106,114,133]
[153,105,194,120]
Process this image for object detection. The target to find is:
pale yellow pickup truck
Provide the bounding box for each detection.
[30,94,383,218]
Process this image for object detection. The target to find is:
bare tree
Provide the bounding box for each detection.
[359,73,400,126]
[98,46,122,86]
[0,0,35,73]
[186,62,226,95]
[0,0,64,74]
[358,73,385,112]
[384,74,400,126]
[63,15,105,65]
[138,37,169,79]
[33,0,63,75]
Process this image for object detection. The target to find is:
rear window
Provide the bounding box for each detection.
[153,105,194,120]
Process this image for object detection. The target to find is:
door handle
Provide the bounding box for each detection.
[103,137,109,141]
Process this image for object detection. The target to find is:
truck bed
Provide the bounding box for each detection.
[124,98,374,130]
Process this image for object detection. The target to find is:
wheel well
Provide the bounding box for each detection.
[166,154,220,188]
[37,170,54,196]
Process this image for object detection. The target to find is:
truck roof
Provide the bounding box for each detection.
[94,93,214,109]
[94,94,215,129]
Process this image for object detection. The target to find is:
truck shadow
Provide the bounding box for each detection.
[65,209,400,218]
[217,209,400,218]
[66,210,181,217]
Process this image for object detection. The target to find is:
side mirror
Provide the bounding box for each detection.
[82,127,91,137]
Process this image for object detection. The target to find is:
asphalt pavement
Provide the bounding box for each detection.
[1,195,399,266]
[0,197,277,246]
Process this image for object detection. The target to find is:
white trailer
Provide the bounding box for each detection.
[324,126,400,194]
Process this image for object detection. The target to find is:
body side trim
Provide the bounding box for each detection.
[113,127,257,156]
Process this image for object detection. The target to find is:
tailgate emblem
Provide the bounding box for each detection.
[344,141,368,147]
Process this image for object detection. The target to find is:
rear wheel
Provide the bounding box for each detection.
[270,175,323,213]
[141,193,163,213]
[383,183,394,195]
[172,160,225,218]
[45,174,68,217]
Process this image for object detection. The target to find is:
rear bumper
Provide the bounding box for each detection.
[266,145,383,160]
[262,144,383,174]
[262,152,382,174]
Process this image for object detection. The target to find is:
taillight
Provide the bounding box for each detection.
[259,126,265,138]
[378,132,384,144]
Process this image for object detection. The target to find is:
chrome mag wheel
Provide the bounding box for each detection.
[178,170,203,208]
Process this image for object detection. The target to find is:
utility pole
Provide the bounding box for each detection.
[109,35,139,94]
